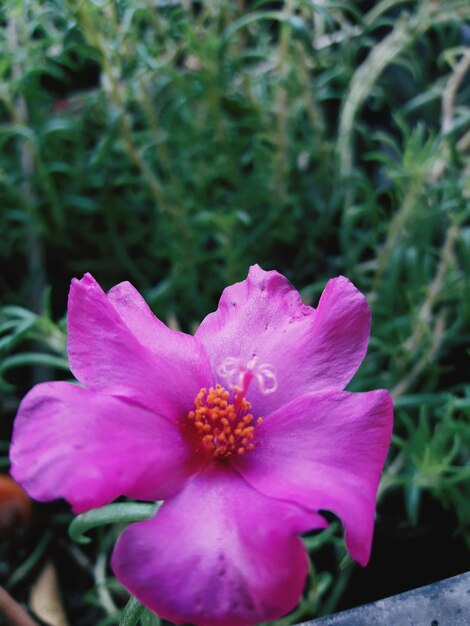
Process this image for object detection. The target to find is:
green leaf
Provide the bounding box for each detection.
[221,11,283,46]
[119,596,145,626]
[68,502,160,545]
[0,352,70,391]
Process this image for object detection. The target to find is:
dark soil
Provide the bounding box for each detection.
[338,489,470,610]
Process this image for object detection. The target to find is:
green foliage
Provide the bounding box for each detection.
[1,0,469,623]
[0,303,67,390]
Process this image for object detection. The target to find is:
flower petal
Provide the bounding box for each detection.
[112,467,326,626]
[67,274,212,419]
[10,382,200,513]
[195,265,370,414]
[234,390,393,566]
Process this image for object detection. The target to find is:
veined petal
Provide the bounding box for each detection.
[67,274,212,419]
[195,265,370,415]
[10,382,201,513]
[234,390,393,566]
[112,468,326,626]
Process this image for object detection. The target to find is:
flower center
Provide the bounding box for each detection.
[187,384,263,459]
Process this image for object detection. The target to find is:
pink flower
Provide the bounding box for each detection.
[10,265,393,626]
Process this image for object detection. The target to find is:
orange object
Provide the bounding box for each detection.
[0,474,33,532]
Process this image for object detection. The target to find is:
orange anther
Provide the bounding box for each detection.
[187,383,263,459]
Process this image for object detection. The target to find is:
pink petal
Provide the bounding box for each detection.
[112,467,326,626]
[10,382,201,513]
[234,390,393,565]
[67,274,212,419]
[195,265,370,415]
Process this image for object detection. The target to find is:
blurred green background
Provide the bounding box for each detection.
[0,0,469,624]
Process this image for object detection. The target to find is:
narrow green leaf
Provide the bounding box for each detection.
[119,596,145,626]
[69,502,159,545]
[0,353,70,376]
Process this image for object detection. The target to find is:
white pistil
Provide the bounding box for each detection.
[218,356,278,395]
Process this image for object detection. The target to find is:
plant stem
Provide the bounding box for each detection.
[338,9,430,180]
[6,15,51,384]
[0,585,38,626]
[272,0,295,207]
